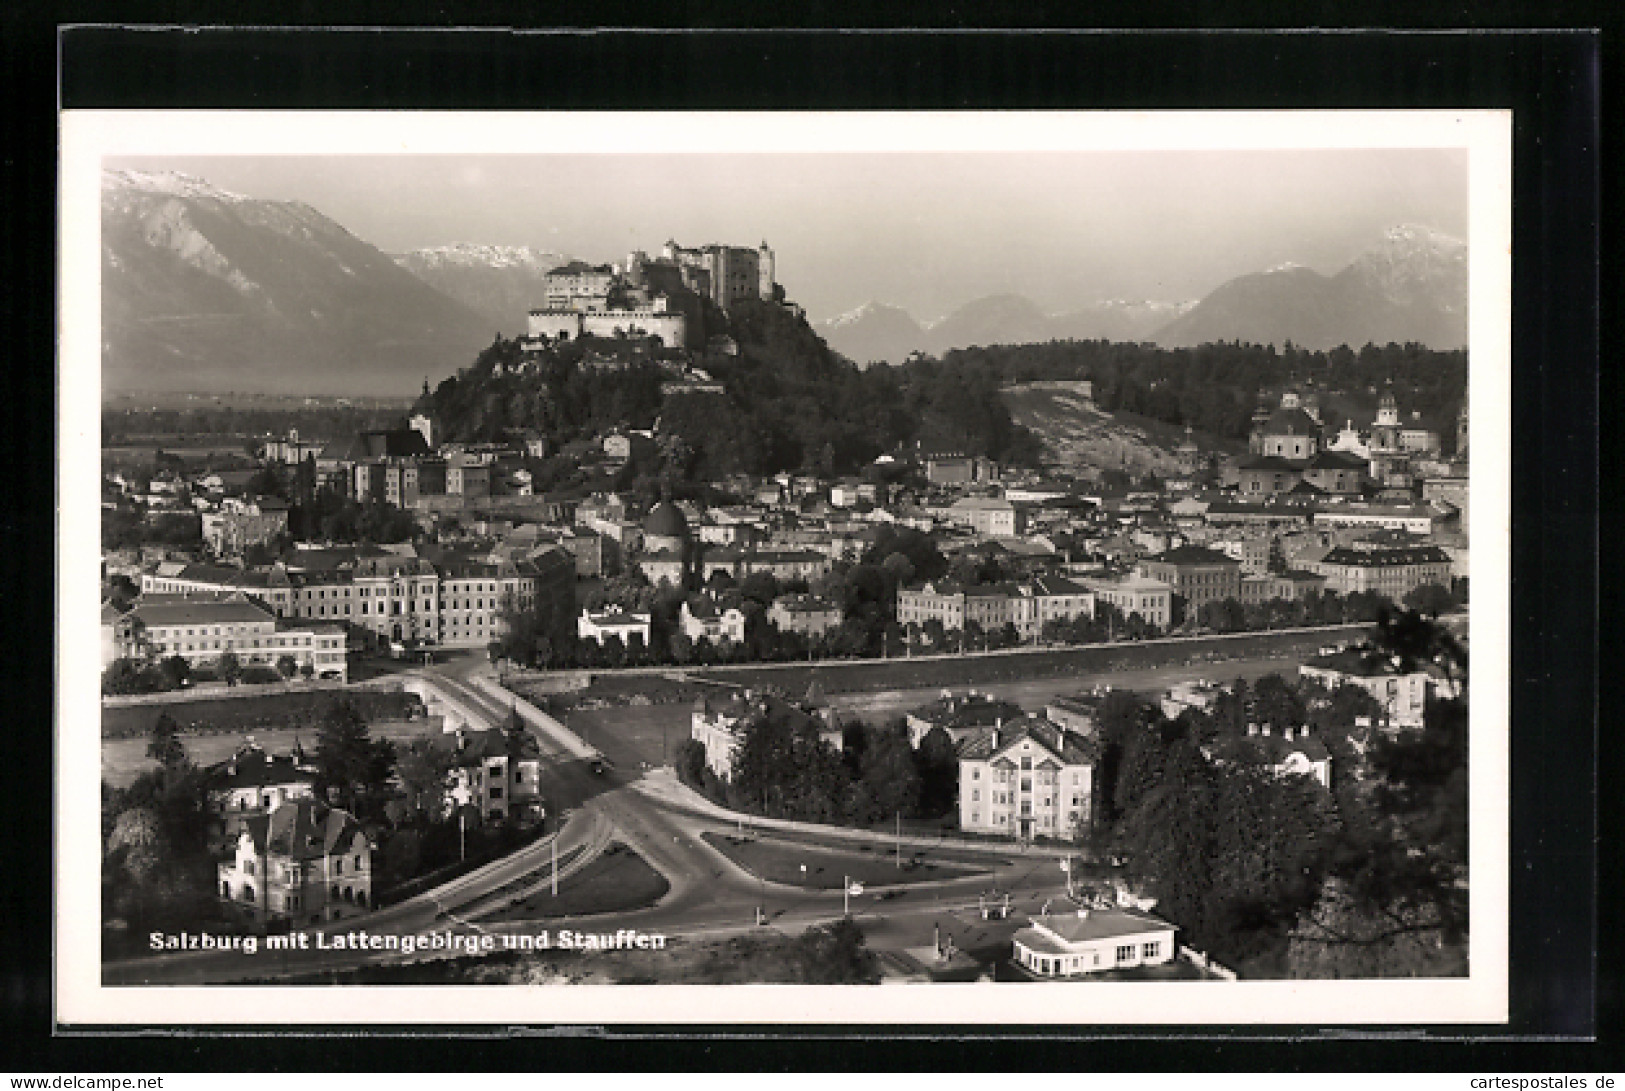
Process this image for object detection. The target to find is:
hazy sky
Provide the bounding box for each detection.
[107,150,1467,324]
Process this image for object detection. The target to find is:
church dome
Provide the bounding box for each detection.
[644,501,689,539]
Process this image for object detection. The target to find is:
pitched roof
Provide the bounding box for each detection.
[1260,407,1321,436]
[1320,544,1451,567]
[1144,545,1240,568]
[1210,728,1331,766]
[955,713,1095,764]
[432,726,541,766]
[1308,449,1369,471]
[246,799,365,861]
[207,745,315,791]
[129,595,274,627]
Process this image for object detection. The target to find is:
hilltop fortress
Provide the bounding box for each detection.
[525,239,780,350]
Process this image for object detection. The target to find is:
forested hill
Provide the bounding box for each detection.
[421,307,1465,482]
[945,340,1468,447]
[419,298,1044,480]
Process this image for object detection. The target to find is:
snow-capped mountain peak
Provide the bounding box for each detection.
[103,168,249,205]
[825,300,911,329]
[394,243,569,271]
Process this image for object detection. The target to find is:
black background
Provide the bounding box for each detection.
[2,10,1610,1074]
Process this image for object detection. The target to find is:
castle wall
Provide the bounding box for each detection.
[526,309,687,348]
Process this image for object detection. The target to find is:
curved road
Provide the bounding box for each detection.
[105,662,1072,985]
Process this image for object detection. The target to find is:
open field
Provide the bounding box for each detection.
[702,832,991,890]
[102,718,432,789]
[686,624,1375,698]
[101,688,422,739]
[484,842,669,922]
[552,640,1339,777]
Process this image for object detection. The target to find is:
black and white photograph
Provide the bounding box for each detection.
[56,109,1511,1026]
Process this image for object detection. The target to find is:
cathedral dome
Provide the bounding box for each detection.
[643,501,689,540]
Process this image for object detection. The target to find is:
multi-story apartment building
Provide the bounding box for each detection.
[1138,545,1244,624]
[905,690,1025,747]
[679,597,747,645]
[438,726,545,825]
[690,689,840,781]
[896,580,1025,635]
[217,798,372,927]
[697,548,832,584]
[947,496,1026,538]
[137,548,575,652]
[957,715,1096,841]
[1307,542,1453,601]
[113,593,348,680]
[200,503,290,557]
[1079,574,1173,631]
[206,742,317,829]
[1300,648,1432,728]
[766,595,843,639]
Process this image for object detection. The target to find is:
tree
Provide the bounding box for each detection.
[913,726,959,818]
[299,660,315,680]
[276,654,299,679]
[853,721,921,825]
[313,697,397,819]
[102,657,158,696]
[1286,876,1465,978]
[674,739,709,791]
[216,651,243,687]
[1403,582,1456,619]
[146,712,187,770]
[157,655,191,691]
[791,918,881,983]
[395,737,455,818]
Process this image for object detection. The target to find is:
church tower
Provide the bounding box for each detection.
[1249,396,1272,455]
[757,241,776,300]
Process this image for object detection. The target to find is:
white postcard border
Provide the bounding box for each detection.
[57,109,1511,1026]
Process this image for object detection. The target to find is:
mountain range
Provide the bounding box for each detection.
[1152,225,1467,351]
[818,224,1467,364]
[818,296,1196,366]
[101,170,495,396]
[98,168,1468,396]
[391,243,572,334]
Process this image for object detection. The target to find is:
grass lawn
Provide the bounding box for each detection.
[484,842,669,922]
[550,702,690,770]
[101,688,422,739]
[687,625,1371,698]
[533,674,711,710]
[702,832,992,889]
[101,718,432,790]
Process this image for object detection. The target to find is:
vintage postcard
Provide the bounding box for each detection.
[58,110,1510,1026]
